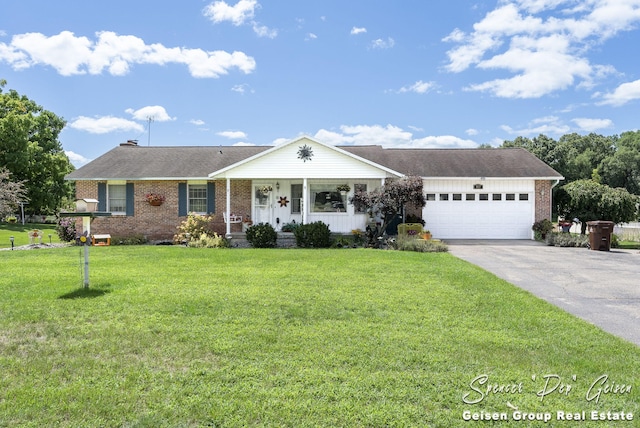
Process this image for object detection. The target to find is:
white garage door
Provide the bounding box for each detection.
[424,191,534,239]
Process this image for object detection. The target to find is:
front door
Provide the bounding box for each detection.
[253,185,273,225]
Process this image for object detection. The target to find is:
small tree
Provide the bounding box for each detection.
[0,167,27,219]
[349,175,426,247]
[558,179,639,234]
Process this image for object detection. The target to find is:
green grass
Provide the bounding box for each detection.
[0,246,638,427]
[0,222,63,248]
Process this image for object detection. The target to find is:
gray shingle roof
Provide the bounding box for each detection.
[65,145,270,180]
[65,143,562,180]
[342,146,563,178]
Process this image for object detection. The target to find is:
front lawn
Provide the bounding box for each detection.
[0,247,638,427]
[0,222,62,248]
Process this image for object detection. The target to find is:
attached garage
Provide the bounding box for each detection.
[348,147,564,240]
[423,179,535,239]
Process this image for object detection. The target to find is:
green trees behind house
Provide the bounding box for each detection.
[0,80,75,216]
[502,131,640,224]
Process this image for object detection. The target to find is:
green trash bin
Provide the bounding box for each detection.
[587,221,615,251]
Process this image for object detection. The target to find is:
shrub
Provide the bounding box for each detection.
[280,222,300,233]
[56,217,77,242]
[532,219,554,240]
[245,223,277,248]
[387,236,448,252]
[405,214,425,226]
[611,233,619,248]
[294,221,333,248]
[545,232,589,247]
[332,236,353,248]
[189,232,229,248]
[174,213,215,244]
[111,234,148,246]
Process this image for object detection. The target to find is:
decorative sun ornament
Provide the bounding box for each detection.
[297,144,314,162]
[278,196,289,207]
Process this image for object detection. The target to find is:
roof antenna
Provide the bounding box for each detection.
[147,116,154,146]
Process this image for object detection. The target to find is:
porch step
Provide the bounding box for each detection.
[227,232,296,248]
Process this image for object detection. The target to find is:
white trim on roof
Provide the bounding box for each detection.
[208,135,403,179]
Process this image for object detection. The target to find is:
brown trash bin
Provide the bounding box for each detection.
[587,221,615,251]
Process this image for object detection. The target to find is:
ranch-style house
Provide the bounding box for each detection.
[65,136,563,241]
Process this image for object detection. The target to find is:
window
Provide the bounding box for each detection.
[291,184,302,214]
[466,194,475,201]
[310,185,346,213]
[108,184,126,213]
[453,193,462,201]
[519,193,529,201]
[506,193,516,201]
[439,194,449,201]
[189,184,207,213]
[354,184,368,213]
[493,194,502,201]
[479,194,489,201]
[426,193,436,201]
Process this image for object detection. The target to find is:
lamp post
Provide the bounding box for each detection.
[10,236,14,250]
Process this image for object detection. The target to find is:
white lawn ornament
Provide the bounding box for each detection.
[29,229,43,245]
[78,230,91,288]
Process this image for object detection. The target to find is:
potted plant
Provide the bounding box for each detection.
[532,219,553,239]
[420,230,432,240]
[260,185,273,195]
[145,193,165,206]
[6,215,17,223]
[336,184,351,195]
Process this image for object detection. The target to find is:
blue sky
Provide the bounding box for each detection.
[2,0,640,167]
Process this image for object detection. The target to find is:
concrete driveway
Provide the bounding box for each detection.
[447,240,640,347]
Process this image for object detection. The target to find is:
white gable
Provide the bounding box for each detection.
[209,136,401,179]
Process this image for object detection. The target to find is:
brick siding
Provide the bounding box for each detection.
[74,179,252,241]
[534,180,553,223]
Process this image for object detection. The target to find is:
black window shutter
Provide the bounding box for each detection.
[207,182,215,213]
[126,183,135,216]
[178,183,187,216]
[97,183,106,211]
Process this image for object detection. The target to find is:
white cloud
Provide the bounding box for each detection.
[500,116,570,136]
[312,124,478,149]
[217,130,247,139]
[306,33,318,41]
[398,80,436,94]
[69,116,144,134]
[410,135,478,149]
[351,27,367,35]
[571,117,614,132]
[598,79,640,106]
[203,0,276,38]
[190,119,206,126]
[466,128,479,136]
[252,22,277,38]
[65,151,92,167]
[126,106,175,122]
[203,0,258,26]
[0,31,256,78]
[370,37,395,49]
[443,1,640,98]
[231,83,254,94]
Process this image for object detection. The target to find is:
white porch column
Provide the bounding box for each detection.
[302,178,308,225]
[226,178,232,238]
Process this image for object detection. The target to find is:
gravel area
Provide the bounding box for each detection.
[0,243,71,251]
